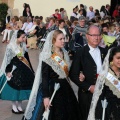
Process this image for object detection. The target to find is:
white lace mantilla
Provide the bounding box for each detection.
[87,49,111,120]
[105,69,120,98]
[45,49,70,79]
[24,30,71,120]
[1,30,27,73]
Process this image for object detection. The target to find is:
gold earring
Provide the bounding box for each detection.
[110,61,113,66]
[51,44,54,53]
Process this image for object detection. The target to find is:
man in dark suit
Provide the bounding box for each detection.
[104,4,111,16]
[70,25,107,120]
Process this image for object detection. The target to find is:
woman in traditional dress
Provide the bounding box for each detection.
[23,30,81,120]
[88,46,120,120]
[0,30,34,114]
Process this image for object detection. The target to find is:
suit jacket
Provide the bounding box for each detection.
[104,9,110,16]
[69,45,107,92]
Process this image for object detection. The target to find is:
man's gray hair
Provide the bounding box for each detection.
[86,25,102,34]
[78,16,86,21]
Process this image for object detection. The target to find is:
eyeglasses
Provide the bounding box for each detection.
[80,21,85,22]
[87,33,101,37]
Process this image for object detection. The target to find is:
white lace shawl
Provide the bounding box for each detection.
[87,49,111,120]
[1,30,27,74]
[24,30,71,120]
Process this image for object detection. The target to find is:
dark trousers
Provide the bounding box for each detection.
[78,90,93,120]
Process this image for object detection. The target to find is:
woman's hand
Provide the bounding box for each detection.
[6,72,12,78]
[44,98,51,110]
[79,72,85,82]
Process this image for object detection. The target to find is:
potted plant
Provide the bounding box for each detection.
[0,3,8,32]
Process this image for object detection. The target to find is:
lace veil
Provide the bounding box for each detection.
[24,30,70,119]
[1,30,27,73]
[87,49,111,120]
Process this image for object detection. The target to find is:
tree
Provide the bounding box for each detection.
[0,3,8,27]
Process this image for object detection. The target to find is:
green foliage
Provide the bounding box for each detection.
[0,3,8,26]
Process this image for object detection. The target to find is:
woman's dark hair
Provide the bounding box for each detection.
[95,9,100,16]
[23,3,30,12]
[60,8,64,12]
[17,30,25,38]
[59,19,65,24]
[40,16,43,20]
[80,4,84,8]
[109,47,120,63]
[100,6,105,12]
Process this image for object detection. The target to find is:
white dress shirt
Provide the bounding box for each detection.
[77,14,83,19]
[87,11,95,20]
[24,22,33,34]
[71,12,77,18]
[21,22,28,31]
[88,45,102,74]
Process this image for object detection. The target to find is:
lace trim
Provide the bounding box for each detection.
[44,49,70,79]
[105,69,120,98]
[24,30,71,120]
[87,49,111,120]
[45,58,67,79]
[0,69,3,77]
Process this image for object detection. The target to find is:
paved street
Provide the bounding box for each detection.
[0,35,78,120]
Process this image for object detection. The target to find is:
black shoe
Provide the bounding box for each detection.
[12,109,21,114]
[17,109,24,114]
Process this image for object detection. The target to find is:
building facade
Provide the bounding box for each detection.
[1,0,110,21]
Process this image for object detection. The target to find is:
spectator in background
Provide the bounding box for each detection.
[27,19,40,49]
[2,16,19,43]
[100,5,105,18]
[56,19,71,51]
[24,17,33,34]
[52,9,61,20]
[87,6,95,20]
[71,7,78,18]
[77,9,83,19]
[70,8,78,23]
[36,22,46,47]
[75,5,79,13]
[21,17,28,31]
[80,4,86,17]
[102,23,113,36]
[104,4,111,16]
[60,8,65,19]
[45,17,50,29]
[114,23,120,37]
[112,5,120,18]
[23,3,29,16]
[72,16,87,45]
[64,9,68,20]
[23,6,32,18]
[94,9,100,17]
[39,16,45,26]
[47,17,56,29]
[65,20,73,34]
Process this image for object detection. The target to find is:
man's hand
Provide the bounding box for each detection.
[79,72,85,82]
[80,32,83,36]
[89,85,95,93]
